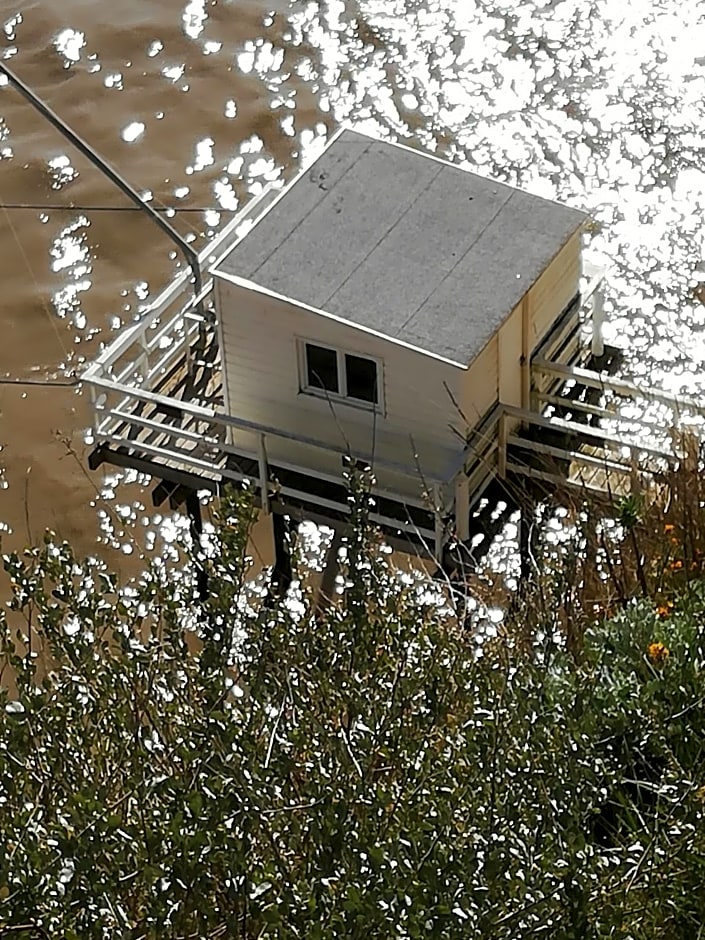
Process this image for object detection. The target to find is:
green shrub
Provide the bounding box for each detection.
[1,488,705,938]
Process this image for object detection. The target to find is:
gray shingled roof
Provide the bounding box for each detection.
[214,129,587,365]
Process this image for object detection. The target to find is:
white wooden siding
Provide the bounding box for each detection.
[216,276,467,498]
[527,230,582,351]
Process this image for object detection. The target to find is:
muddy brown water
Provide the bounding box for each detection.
[0,0,321,568]
[1,0,705,575]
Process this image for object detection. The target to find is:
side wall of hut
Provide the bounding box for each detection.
[527,229,583,352]
[489,230,583,412]
[216,275,467,500]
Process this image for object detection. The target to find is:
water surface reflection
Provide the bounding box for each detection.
[0,0,703,558]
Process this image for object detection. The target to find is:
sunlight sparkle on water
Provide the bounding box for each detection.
[188,137,215,173]
[3,13,21,40]
[213,178,239,210]
[50,217,92,327]
[5,0,705,577]
[51,237,85,274]
[54,28,85,64]
[182,0,207,40]
[237,45,256,74]
[162,64,185,82]
[47,155,78,190]
[104,72,123,89]
[121,122,145,143]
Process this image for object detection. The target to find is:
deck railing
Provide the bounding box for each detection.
[82,192,450,548]
[521,360,705,496]
[82,232,702,554]
[82,182,283,394]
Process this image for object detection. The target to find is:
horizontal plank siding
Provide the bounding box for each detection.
[527,230,582,352]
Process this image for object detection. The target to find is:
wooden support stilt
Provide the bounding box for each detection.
[317,528,343,613]
[518,501,533,585]
[454,474,470,543]
[185,489,209,601]
[258,434,270,515]
[87,443,108,472]
[268,512,296,602]
[498,413,508,480]
[186,490,203,537]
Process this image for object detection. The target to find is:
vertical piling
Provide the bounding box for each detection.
[317,528,343,613]
[185,489,209,601]
[269,512,295,601]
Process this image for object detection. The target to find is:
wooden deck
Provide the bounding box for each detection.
[83,231,703,567]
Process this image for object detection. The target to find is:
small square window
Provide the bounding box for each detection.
[345,353,378,404]
[300,340,382,410]
[305,343,338,393]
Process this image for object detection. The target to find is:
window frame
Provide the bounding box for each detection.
[297,338,384,413]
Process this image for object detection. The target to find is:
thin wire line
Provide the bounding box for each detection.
[0,202,72,363]
[0,377,79,387]
[150,190,205,240]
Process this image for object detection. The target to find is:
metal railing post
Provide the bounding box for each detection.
[258,434,270,514]
[88,383,99,445]
[591,285,605,358]
[498,411,508,480]
[629,446,640,496]
[454,472,470,542]
[433,483,444,560]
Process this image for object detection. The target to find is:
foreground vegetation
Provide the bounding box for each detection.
[1,475,705,938]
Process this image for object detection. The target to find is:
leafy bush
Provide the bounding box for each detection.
[1,487,705,938]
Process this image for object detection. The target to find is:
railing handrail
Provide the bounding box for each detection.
[88,374,450,485]
[500,403,676,461]
[533,359,705,419]
[580,262,605,306]
[81,183,281,378]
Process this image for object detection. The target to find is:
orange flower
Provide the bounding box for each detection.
[664,524,675,534]
[647,642,670,666]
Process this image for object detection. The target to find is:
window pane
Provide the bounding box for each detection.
[306,344,338,393]
[345,354,378,403]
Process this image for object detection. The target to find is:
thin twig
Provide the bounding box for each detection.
[264,693,287,770]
